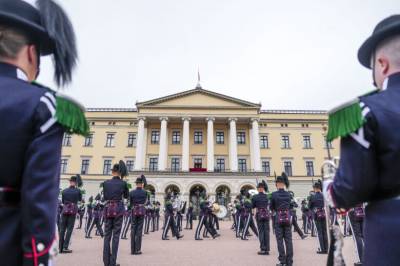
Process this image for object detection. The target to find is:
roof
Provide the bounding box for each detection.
[136,86,261,108]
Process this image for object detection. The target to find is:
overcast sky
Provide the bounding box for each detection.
[36,0,400,110]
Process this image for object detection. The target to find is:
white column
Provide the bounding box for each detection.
[249,127,255,170]
[158,117,168,171]
[251,118,261,171]
[229,118,238,172]
[134,117,146,170]
[206,117,215,172]
[182,117,190,171]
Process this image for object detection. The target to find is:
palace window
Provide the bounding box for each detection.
[262,161,270,176]
[284,161,293,176]
[81,159,90,175]
[324,137,333,149]
[216,132,224,144]
[281,135,290,149]
[172,131,181,144]
[151,130,160,144]
[194,158,203,168]
[238,159,247,172]
[60,158,68,174]
[103,159,112,175]
[127,133,137,147]
[126,160,135,172]
[306,161,314,176]
[84,133,93,147]
[216,158,225,172]
[303,135,312,149]
[194,131,203,144]
[105,133,115,147]
[171,158,180,172]
[62,133,72,146]
[237,132,246,145]
[149,158,158,171]
[260,135,269,149]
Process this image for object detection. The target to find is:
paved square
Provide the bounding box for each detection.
[56,221,356,266]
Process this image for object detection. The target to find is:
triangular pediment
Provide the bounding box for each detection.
[136,87,260,109]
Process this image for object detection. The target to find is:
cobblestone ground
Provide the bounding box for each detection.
[56,220,356,266]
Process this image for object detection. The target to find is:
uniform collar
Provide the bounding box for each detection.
[0,62,29,82]
[384,72,400,91]
[112,176,121,180]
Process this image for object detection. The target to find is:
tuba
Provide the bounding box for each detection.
[321,158,345,266]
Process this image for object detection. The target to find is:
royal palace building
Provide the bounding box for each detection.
[60,84,339,209]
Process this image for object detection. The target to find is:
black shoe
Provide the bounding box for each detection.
[301,235,308,240]
[162,237,170,240]
[241,238,249,241]
[317,251,328,254]
[177,235,184,240]
[135,251,142,255]
[213,234,220,239]
[195,238,203,240]
[276,263,286,266]
[85,236,92,239]
[62,249,73,253]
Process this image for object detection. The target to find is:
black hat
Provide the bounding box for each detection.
[0,0,77,86]
[257,182,265,188]
[69,175,77,183]
[358,15,400,69]
[275,172,290,188]
[313,179,323,190]
[135,177,144,184]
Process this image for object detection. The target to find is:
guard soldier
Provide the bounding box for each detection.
[130,176,148,255]
[289,191,307,240]
[86,194,104,239]
[85,196,94,233]
[300,200,310,234]
[77,200,86,229]
[324,15,400,266]
[252,180,270,255]
[59,176,82,253]
[270,173,293,266]
[186,202,194,229]
[162,193,183,240]
[155,201,161,231]
[0,0,85,265]
[241,192,258,240]
[102,161,129,266]
[309,180,328,254]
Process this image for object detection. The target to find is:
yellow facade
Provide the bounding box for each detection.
[60,87,339,198]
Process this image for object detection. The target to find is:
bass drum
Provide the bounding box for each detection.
[216,205,228,219]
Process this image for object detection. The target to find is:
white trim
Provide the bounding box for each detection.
[44,92,57,106]
[40,96,56,116]
[40,117,57,134]
[350,127,370,149]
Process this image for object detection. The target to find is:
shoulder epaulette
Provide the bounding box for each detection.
[326,89,379,141]
[32,82,90,136]
[55,92,90,136]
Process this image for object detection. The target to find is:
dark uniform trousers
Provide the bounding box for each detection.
[242,213,258,239]
[256,219,270,252]
[195,214,216,239]
[292,214,305,237]
[314,218,328,253]
[103,216,123,266]
[348,213,364,262]
[275,223,293,266]
[86,216,104,237]
[59,215,76,250]
[131,215,145,253]
[186,212,193,229]
[163,214,179,239]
